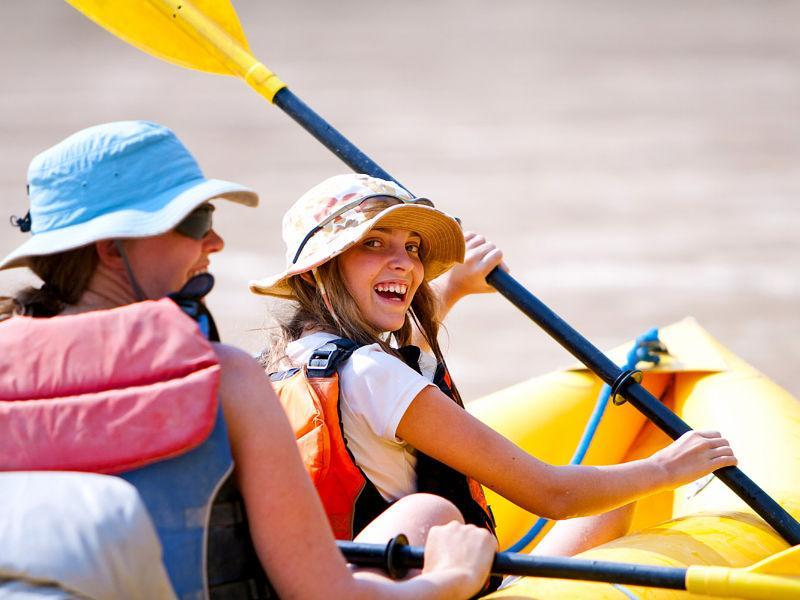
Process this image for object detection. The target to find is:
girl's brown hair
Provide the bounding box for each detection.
[0,245,99,321]
[261,256,463,402]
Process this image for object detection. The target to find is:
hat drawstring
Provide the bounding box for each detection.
[114,240,147,302]
[312,267,345,330]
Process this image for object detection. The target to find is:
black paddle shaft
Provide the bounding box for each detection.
[338,539,687,589]
[487,267,800,546]
[274,88,404,190]
[273,85,800,547]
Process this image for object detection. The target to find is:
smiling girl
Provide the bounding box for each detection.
[252,173,738,562]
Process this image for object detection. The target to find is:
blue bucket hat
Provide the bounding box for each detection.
[1,120,258,270]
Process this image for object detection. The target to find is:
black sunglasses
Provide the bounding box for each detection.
[175,204,215,240]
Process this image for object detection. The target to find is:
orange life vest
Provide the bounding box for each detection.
[272,339,496,541]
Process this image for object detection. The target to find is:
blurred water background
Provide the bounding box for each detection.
[1,1,798,399]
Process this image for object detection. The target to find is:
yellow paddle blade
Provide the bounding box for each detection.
[65,0,248,75]
[686,546,800,599]
[65,0,285,101]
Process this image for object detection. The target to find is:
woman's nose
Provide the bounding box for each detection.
[203,228,225,253]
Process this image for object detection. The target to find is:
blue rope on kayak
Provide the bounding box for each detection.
[505,328,663,553]
[612,584,641,600]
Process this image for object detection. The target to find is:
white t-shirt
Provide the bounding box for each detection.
[286,332,437,502]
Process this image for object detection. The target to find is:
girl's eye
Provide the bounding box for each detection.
[406,242,420,254]
[364,238,382,248]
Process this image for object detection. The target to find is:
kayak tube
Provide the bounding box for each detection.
[467,318,800,598]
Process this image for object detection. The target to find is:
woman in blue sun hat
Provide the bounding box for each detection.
[0,119,257,314]
[0,121,496,600]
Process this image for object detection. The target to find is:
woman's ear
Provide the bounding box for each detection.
[95,239,125,270]
[299,271,315,285]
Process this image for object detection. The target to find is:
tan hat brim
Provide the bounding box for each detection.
[249,203,465,298]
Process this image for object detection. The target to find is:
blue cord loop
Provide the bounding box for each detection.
[505,327,665,552]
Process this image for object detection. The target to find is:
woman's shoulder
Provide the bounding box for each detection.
[214,343,265,378]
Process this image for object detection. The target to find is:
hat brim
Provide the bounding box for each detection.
[0,178,258,270]
[249,203,465,298]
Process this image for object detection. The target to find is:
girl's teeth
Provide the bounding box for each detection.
[374,283,407,294]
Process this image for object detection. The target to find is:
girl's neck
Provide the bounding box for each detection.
[299,325,393,342]
[60,264,138,316]
[300,325,341,340]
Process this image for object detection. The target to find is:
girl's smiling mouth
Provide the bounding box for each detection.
[374,281,409,302]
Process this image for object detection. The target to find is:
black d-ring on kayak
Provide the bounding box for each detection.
[610,369,643,406]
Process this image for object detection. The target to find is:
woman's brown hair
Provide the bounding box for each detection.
[0,245,99,321]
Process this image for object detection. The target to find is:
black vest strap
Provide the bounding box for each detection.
[396,347,497,535]
[168,273,221,342]
[207,474,278,599]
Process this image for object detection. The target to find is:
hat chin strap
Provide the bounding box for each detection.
[113,240,147,302]
[312,267,345,331]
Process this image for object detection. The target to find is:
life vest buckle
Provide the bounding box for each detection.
[306,340,359,378]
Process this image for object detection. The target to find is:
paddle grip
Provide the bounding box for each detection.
[486,267,800,546]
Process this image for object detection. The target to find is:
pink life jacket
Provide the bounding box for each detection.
[0,298,220,473]
[0,298,280,599]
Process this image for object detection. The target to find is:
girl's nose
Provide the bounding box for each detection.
[388,245,414,271]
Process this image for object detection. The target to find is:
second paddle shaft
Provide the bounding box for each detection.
[339,539,800,599]
[339,539,686,588]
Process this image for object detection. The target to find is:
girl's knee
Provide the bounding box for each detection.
[355,494,464,545]
[395,493,464,526]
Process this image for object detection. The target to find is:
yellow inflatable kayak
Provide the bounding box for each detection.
[469,318,800,598]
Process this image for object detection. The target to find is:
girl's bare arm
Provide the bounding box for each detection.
[397,386,736,520]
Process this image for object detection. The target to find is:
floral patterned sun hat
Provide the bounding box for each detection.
[249,173,465,298]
